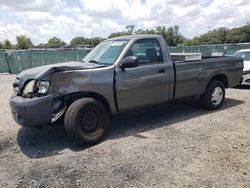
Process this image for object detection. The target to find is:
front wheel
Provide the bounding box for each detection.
[64,98,110,145]
[200,80,225,110]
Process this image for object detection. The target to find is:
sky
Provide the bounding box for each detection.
[0,0,249,45]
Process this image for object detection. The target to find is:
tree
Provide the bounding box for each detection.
[108,25,136,38]
[217,27,228,44]
[182,23,250,45]
[226,28,246,43]
[126,25,135,35]
[156,26,168,41]
[3,39,12,49]
[241,24,250,42]
[183,39,194,46]
[108,31,128,38]
[16,35,33,49]
[92,37,104,46]
[0,41,3,49]
[35,43,46,48]
[135,29,156,34]
[166,27,175,46]
[46,37,66,48]
[155,25,185,46]
[70,36,88,46]
[70,36,103,47]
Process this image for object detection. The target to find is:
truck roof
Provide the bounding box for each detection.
[107,34,163,40]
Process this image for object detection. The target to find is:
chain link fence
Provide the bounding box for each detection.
[169,43,250,56]
[0,50,10,73]
[1,43,250,74]
[0,49,90,74]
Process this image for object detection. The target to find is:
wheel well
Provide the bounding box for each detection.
[63,92,111,112]
[210,74,228,88]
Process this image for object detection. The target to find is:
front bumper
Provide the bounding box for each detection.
[241,74,250,85]
[9,94,54,127]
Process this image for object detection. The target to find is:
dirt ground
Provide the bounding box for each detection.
[0,74,249,188]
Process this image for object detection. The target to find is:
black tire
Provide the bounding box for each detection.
[64,98,110,145]
[200,80,225,110]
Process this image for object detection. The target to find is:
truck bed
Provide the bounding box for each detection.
[173,56,243,99]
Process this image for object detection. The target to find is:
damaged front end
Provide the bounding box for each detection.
[10,76,67,127]
[9,62,98,127]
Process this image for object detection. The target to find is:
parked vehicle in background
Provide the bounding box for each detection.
[235,49,250,85]
[74,45,94,50]
[58,45,74,51]
[9,35,243,145]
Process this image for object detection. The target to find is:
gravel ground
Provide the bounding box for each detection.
[0,73,249,188]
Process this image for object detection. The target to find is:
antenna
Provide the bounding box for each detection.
[92,31,94,47]
[208,26,212,32]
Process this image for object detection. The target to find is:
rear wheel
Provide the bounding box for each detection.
[200,80,225,110]
[64,98,110,145]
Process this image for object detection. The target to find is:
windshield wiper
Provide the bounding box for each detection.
[87,60,107,66]
[88,60,100,64]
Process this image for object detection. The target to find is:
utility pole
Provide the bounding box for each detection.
[92,31,94,47]
[208,26,212,45]
[208,26,211,32]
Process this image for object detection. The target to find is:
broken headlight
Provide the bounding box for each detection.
[22,80,50,96]
[36,81,50,94]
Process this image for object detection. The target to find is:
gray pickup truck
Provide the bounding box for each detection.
[9,35,243,145]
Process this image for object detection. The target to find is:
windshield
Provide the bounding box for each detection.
[235,51,250,61]
[82,39,128,65]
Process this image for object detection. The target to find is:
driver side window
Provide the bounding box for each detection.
[125,39,163,65]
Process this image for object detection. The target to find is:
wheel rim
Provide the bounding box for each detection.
[211,87,223,105]
[79,109,99,134]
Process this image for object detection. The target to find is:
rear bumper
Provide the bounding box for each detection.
[9,94,54,127]
[241,74,250,85]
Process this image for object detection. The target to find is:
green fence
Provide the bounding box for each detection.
[0,49,90,74]
[0,50,9,73]
[169,43,250,56]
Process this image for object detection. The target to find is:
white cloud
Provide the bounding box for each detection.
[0,0,60,12]
[0,0,249,44]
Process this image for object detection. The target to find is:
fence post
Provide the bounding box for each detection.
[4,51,12,74]
[29,49,33,69]
[76,50,79,61]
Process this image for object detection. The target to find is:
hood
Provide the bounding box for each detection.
[15,61,105,89]
[243,61,250,71]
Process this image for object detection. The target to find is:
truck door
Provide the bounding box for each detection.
[115,38,170,111]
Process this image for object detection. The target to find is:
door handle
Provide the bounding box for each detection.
[158,68,166,73]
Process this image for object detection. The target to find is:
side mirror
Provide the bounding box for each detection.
[120,56,139,70]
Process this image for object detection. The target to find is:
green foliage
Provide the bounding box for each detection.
[147,25,184,46]
[108,25,136,38]
[46,37,66,48]
[0,41,3,49]
[92,37,104,46]
[109,25,185,46]
[35,43,46,48]
[226,27,247,43]
[16,35,33,49]
[70,36,103,47]
[108,31,129,38]
[135,29,156,34]
[3,39,12,49]
[126,25,135,35]
[185,24,250,46]
[70,36,89,46]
